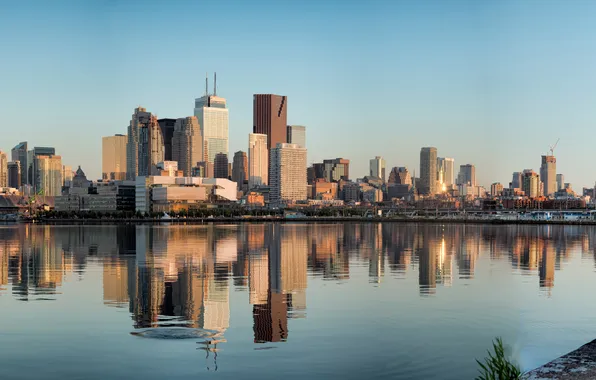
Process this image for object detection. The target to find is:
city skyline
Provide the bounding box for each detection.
[3,1,596,189]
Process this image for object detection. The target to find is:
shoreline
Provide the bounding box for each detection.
[527,339,596,379]
[8,216,596,226]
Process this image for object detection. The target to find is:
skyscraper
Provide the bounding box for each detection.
[194,77,229,163]
[253,94,287,150]
[214,153,229,179]
[286,125,306,148]
[419,147,438,195]
[172,116,202,177]
[33,155,63,196]
[322,158,350,182]
[158,118,176,161]
[457,164,476,186]
[27,147,55,188]
[511,172,523,189]
[270,143,307,203]
[232,151,248,191]
[540,155,557,197]
[102,134,127,180]
[126,107,163,179]
[0,151,7,187]
[556,174,564,191]
[7,161,20,189]
[388,167,412,185]
[369,156,386,182]
[62,165,73,188]
[11,142,27,186]
[522,170,541,198]
[248,133,268,189]
[437,157,455,187]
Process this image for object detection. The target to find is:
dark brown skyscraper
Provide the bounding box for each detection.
[214,153,229,179]
[232,151,248,191]
[253,94,287,150]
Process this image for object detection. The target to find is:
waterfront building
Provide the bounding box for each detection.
[33,154,62,196]
[540,155,557,197]
[102,134,127,180]
[11,142,27,186]
[269,143,307,203]
[248,133,268,189]
[419,147,438,195]
[172,116,202,177]
[369,156,386,182]
[194,77,229,163]
[286,125,306,148]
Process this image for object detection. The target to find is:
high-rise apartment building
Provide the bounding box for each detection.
[102,134,127,180]
[7,161,20,189]
[214,153,229,179]
[194,81,229,163]
[540,155,557,197]
[286,125,306,148]
[369,156,386,182]
[33,155,63,196]
[248,133,268,189]
[172,116,202,177]
[437,157,455,186]
[522,170,541,198]
[419,147,438,195]
[126,107,163,179]
[11,142,27,186]
[0,151,7,187]
[270,143,307,203]
[556,174,564,191]
[158,118,176,161]
[457,164,476,186]
[232,151,248,191]
[253,94,287,150]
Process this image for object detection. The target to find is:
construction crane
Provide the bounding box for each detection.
[549,138,560,156]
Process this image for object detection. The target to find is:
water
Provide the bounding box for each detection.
[1,223,596,379]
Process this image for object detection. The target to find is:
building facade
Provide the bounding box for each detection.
[33,155,62,196]
[7,161,20,189]
[269,143,307,203]
[437,157,455,187]
[126,107,163,179]
[248,133,268,189]
[0,151,7,188]
[490,182,504,197]
[232,151,248,191]
[556,174,564,191]
[286,125,306,148]
[457,164,476,186]
[511,172,523,189]
[11,142,27,186]
[253,94,287,150]
[158,118,176,161]
[102,134,127,180]
[172,116,202,177]
[540,155,557,197]
[194,95,229,163]
[369,156,386,182]
[522,170,541,198]
[321,158,350,182]
[419,147,438,196]
[214,153,229,179]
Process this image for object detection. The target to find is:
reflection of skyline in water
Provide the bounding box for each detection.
[2,223,596,330]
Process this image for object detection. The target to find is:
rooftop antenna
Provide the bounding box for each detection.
[205,72,208,96]
[214,72,217,96]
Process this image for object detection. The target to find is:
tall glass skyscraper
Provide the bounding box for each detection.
[194,95,229,163]
[286,125,306,148]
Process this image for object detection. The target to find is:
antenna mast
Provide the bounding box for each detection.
[214,72,217,96]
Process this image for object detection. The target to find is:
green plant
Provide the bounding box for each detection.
[476,338,524,380]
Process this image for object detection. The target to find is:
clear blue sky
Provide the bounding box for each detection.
[2,0,596,189]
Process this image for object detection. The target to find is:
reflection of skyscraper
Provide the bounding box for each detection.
[540,244,555,291]
[103,258,130,307]
[418,239,437,295]
[249,251,268,305]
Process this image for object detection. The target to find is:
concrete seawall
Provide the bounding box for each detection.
[527,340,596,379]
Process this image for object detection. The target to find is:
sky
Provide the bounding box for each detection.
[1,0,596,189]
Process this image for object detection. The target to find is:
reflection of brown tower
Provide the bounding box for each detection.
[540,244,555,291]
[253,291,288,343]
[418,238,436,295]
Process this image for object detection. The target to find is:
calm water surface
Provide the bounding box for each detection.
[2,223,596,379]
